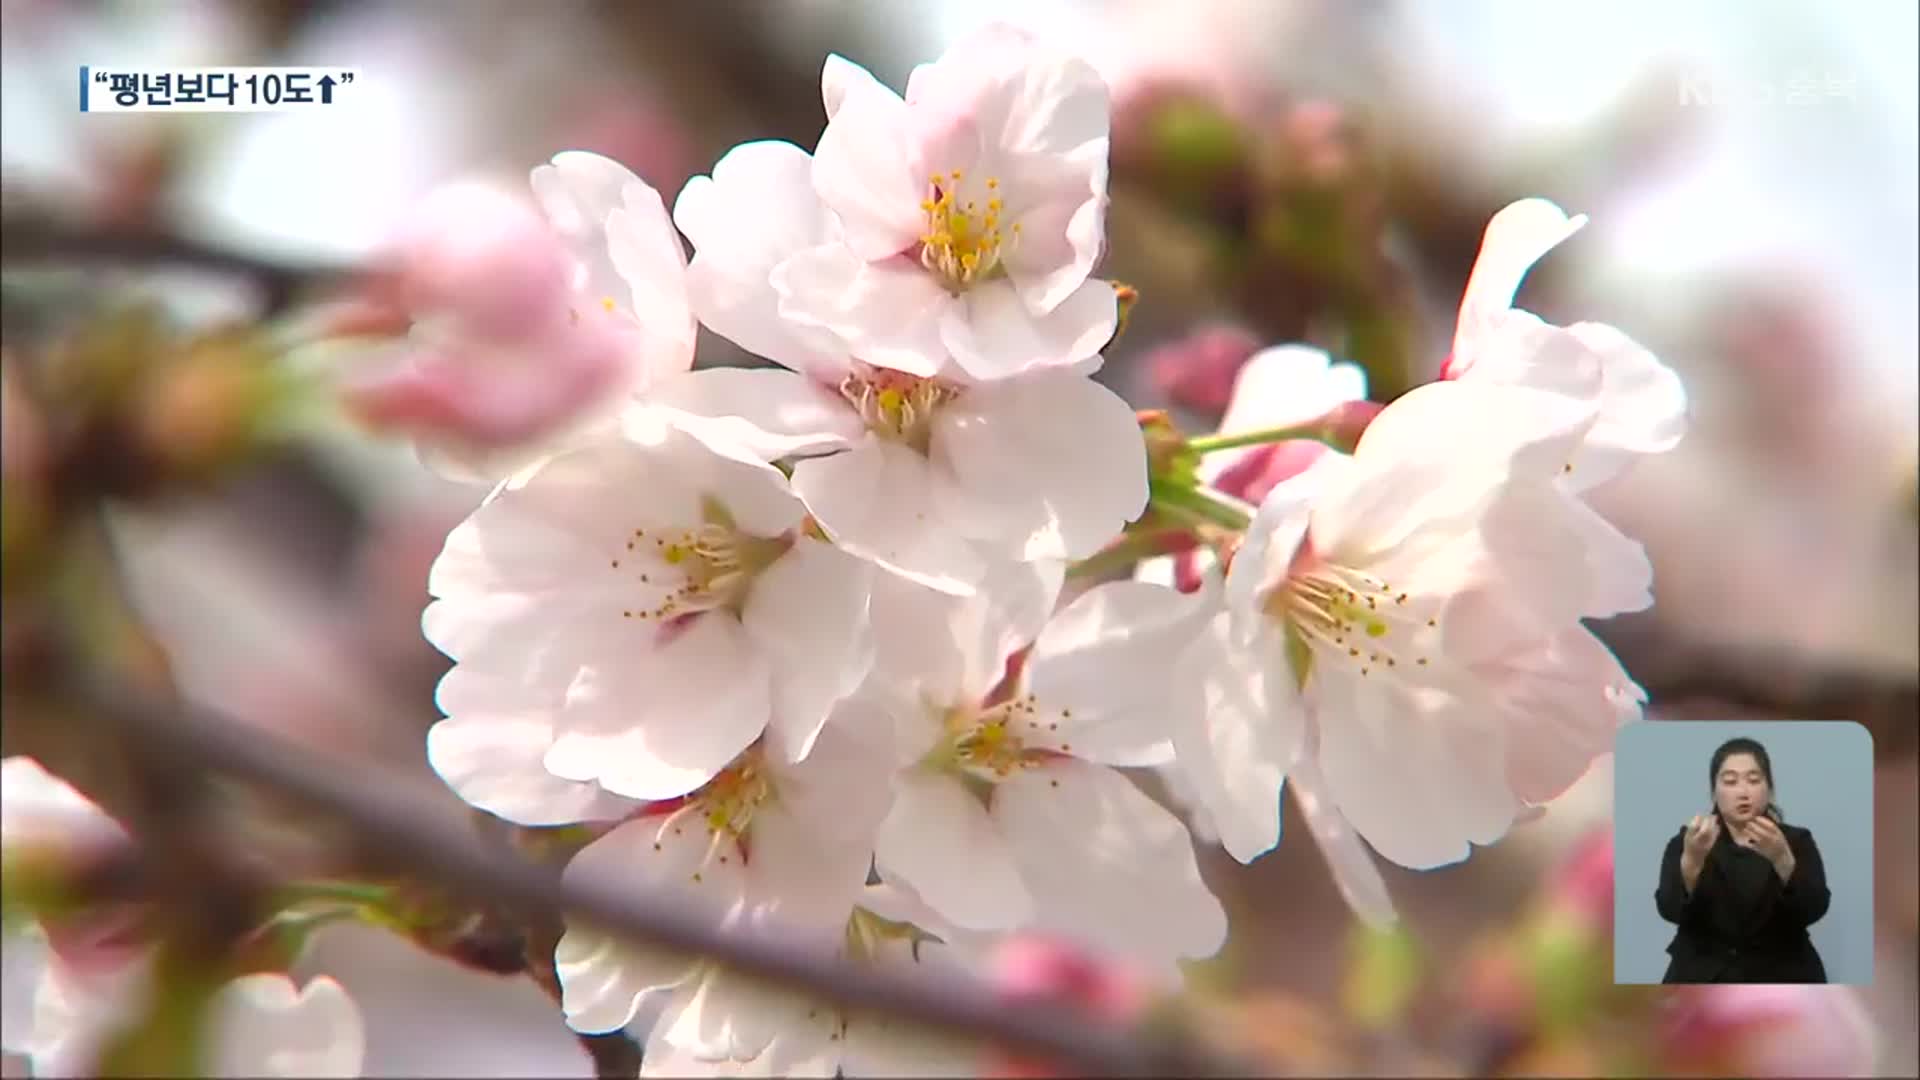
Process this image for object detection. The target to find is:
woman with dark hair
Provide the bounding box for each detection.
[1655,736,1831,983]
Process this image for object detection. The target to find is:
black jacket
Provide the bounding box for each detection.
[1655,818,1830,983]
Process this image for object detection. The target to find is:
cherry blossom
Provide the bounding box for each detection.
[1167,379,1651,871]
[635,884,984,1078]
[353,152,697,485]
[424,413,875,801]
[777,24,1117,380]
[858,561,1226,974]
[1443,197,1688,494]
[554,711,895,1052]
[665,139,1146,594]
[0,758,365,1079]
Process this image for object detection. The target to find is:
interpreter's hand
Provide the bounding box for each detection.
[1746,816,1793,865]
[1682,813,1720,863]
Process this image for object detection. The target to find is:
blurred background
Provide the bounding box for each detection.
[3,0,1915,1076]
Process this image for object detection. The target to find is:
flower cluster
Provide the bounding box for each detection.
[415,23,1686,1074]
[1,759,366,1078]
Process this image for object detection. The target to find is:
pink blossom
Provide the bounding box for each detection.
[341,314,628,452]
[1146,325,1262,416]
[386,181,574,344]
[987,936,1153,1078]
[1544,825,1614,936]
[1661,983,1878,1078]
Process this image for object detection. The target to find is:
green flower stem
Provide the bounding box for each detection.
[1148,481,1252,532]
[1183,422,1329,457]
[274,880,395,909]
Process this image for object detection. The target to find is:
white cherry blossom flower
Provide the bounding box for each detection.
[1169,379,1651,871]
[637,884,985,1078]
[857,561,1225,975]
[644,361,1147,596]
[666,139,1147,594]
[424,415,875,802]
[554,710,895,1056]
[1443,198,1688,494]
[0,758,365,1079]
[776,23,1117,380]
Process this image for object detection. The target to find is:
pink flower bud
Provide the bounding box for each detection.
[342,311,629,452]
[1148,325,1263,416]
[1212,441,1330,505]
[987,936,1153,1079]
[1660,984,1878,1078]
[388,181,573,343]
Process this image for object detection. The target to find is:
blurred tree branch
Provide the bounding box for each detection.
[1,215,348,314]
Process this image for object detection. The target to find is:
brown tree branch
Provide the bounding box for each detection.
[1,217,349,314]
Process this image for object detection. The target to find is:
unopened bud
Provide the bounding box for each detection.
[341,311,628,453]
[1148,325,1263,416]
[388,181,573,342]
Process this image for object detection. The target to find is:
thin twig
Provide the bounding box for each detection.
[71,674,1266,1079]
[1,217,348,313]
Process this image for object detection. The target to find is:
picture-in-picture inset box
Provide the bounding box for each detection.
[1612,719,1874,985]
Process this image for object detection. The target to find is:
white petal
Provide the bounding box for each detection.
[205,975,364,1078]
[644,368,862,466]
[551,615,772,800]
[995,760,1227,966]
[427,669,638,825]
[744,711,896,934]
[810,76,924,259]
[822,54,887,121]
[931,367,1146,561]
[1286,749,1397,929]
[2,929,50,1052]
[1224,452,1341,622]
[907,24,1110,157]
[773,246,950,377]
[740,539,875,763]
[530,151,642,304]
[1559,490,1655,618]
[1024,580,1217,766]
[1563,320,1688,488]
[996,155,1107,314]
[606,173,698,383]
[1168,616,1303,863]
[1,757,125,852]
[1315,380,1596,564]
[867,555,1063,706]
[653,968,810,1064]
[557,820,734,1032]
[1313,672,1518,870]
[1451,198,1587,360]
[939,278,1116,380]
[791,441,986,596]
[426,435,707,600]
[1216,345,1368,442]
[875,771,1032,931]
[557,931,700,1037]
[1492,627,1644,806]
[673,141,850,378]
